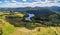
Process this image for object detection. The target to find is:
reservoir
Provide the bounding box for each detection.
[25,13,35,21]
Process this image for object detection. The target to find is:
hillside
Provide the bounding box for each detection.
[0,8,60,35]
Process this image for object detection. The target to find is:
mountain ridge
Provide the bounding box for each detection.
[0,6,60,12]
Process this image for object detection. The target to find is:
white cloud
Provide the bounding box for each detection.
[22,0,27,2]
[12,0,17,2]
[0,0,60,8]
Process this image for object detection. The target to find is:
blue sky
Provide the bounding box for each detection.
[0,0,44,2]
[0,0,60,8]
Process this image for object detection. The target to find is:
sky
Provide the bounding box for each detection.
[0,0,60,8]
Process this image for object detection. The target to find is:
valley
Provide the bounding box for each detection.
[0,7,60,35]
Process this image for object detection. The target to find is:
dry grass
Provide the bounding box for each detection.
[0,12,60,35]
[1,19,60,35]
[9,27,60,35]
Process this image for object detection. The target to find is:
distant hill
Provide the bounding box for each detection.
[0,6,60,12]
[46,6,60,12]
[26,8,57,16]
[0,6,60,17]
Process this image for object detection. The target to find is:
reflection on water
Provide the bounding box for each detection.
[25,13,35,21]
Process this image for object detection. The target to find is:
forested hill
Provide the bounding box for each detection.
[0,6,60,12]
[0,7,60,27]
